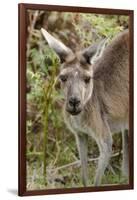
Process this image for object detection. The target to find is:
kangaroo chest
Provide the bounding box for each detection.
[64,112,95,138]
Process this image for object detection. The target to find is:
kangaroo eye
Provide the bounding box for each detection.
[84,76,91,84]
[59,75,68,82]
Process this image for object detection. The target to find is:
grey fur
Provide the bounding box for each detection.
[41,28,129,186]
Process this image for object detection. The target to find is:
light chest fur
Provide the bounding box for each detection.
[63,106,128,140]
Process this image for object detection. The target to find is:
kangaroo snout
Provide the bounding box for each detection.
[66,97,82,115]
[69,97,80,107]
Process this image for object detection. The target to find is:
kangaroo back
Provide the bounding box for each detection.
[92,30,129,120]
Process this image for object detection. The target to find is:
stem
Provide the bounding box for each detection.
[42,61,58,183]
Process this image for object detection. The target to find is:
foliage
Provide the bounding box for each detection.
[26,10,129,190]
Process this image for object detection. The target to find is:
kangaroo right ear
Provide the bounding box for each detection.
[82,39,108,65]
[41,28,73,63]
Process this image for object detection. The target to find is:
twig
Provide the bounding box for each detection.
[50,151,122,172]
[27,152,43,157]
[108,164,116,175]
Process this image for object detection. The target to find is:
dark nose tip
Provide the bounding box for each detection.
[69,97,80,107]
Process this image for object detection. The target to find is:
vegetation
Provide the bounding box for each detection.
[26,9,129,190]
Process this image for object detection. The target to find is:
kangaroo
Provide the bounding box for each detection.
[41,28,129,186]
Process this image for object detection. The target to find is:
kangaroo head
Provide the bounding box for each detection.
[41,28,107,115]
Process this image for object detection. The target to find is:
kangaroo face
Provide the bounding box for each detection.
[59,61,93,115]
[41,28,107,115]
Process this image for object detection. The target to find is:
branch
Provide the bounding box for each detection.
[50,151,122,172]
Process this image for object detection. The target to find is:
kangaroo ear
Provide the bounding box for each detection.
[41,28,73,63]
[82,39,108,65]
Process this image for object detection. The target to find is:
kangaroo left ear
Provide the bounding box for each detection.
[41,28,73,63]
[82,39,108,65]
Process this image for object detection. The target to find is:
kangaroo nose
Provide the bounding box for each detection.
[69,97,80,107]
